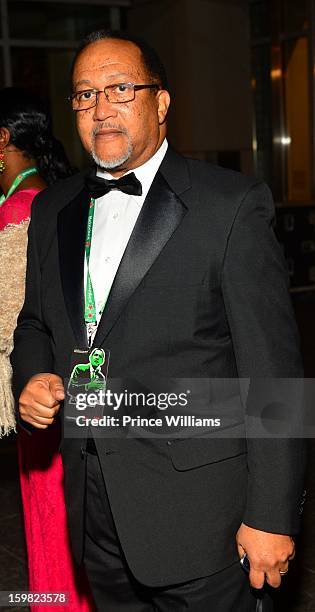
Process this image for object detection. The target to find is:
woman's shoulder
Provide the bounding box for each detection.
[0,188,41,230]
[4,188,41,207]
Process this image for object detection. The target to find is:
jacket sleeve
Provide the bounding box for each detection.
[221,181,306,534]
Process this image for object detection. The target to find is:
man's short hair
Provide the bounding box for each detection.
[71,29,169,91]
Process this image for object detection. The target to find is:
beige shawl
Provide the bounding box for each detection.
[0,220,29,437]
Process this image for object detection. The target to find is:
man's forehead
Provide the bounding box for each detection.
[73,60,144,86]
[75,60,142,78]
[74,40,144,76]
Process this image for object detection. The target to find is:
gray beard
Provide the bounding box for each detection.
[91,143,133,171]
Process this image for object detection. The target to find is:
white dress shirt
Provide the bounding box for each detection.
[84,138,168,327]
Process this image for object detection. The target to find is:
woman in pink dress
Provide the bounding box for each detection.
[0,88,93,611]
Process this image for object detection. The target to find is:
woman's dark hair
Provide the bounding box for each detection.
[72,29,169,91]
[0,87,73,185]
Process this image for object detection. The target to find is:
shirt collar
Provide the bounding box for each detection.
[96,139,168,204]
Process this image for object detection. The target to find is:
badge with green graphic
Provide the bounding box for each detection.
[64,348,110,436]
[68,348,109,395]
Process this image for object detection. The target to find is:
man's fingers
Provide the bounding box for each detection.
[22,400,59,415]
[31,414,55,425]
[49,379,65,401]
[20,401,60,422]
[246,557,290,589]
[247,558,291,589]
[265,569,282,589]
[22,373,64,407]
[20,411,56,427]
[21,415,52,429]
[33,385,60,408]
[249,568,265,590]
[30,401,60,418]
[237,542,246,558]
[288,547,295,561]
[22,387,58,409]
[19,396,61,427]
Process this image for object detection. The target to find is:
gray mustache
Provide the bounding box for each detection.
[92,124,128,137]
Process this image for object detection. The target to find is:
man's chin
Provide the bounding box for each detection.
[92,148,131,171]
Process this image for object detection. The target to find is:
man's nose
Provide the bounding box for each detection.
[93,92,118,120]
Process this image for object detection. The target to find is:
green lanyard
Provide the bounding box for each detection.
[84,198,99,325]
[0,166,38,206]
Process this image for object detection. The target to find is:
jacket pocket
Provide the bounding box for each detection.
[167,437,246,471]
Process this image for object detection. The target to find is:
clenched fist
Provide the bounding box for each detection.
[19,373,65,429]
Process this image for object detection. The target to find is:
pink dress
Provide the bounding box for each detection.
[0,189,39,230]
[0,189,94,611]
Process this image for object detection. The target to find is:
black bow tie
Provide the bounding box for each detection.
[85,171,142,198]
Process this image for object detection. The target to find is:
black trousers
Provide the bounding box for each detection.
[83,452,274,612]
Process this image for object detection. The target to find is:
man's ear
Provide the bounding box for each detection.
[0,127,10,148]
[157,90,171,125]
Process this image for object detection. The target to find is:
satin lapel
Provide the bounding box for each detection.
[58,186,90,348]
[92,171,187,347]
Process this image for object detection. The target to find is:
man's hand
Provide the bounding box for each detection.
[19,373,65,429]
[236,523,295,589]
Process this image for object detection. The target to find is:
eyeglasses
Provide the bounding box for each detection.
[69,82,160,111]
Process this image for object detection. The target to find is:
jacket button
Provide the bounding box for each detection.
[167,441,172,446]
[80,446,86,458]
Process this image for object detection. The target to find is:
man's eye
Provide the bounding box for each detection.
[116,84,131,93]
[79,91,95,100]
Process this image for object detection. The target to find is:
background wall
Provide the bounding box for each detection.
[128,0,254,174]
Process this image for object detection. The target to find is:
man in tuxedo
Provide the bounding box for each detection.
[12,30,305,611]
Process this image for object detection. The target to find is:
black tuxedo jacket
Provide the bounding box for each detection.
[12,148,305,587]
